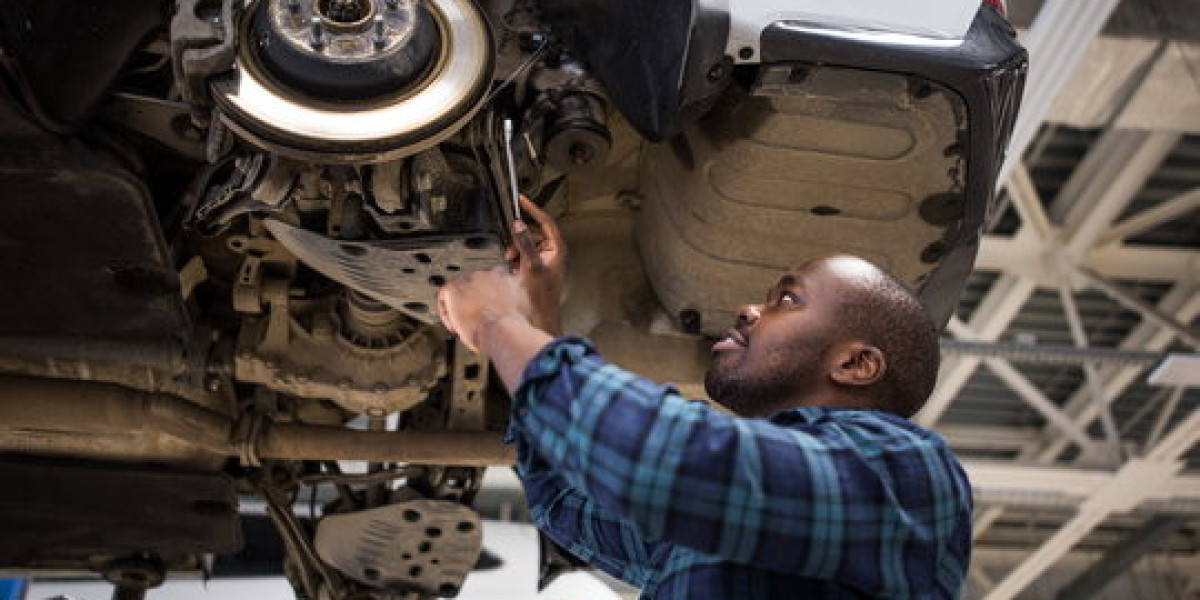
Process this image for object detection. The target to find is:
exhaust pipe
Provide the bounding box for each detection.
[0,375,514,466]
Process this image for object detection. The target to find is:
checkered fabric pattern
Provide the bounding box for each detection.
[506,337,972,600]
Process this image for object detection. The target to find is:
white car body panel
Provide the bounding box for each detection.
[726,0,981,62]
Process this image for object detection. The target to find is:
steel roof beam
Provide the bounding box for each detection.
[938,424,1042,452]
[977,237,1200,282]
[967,459,1200,505]
[982,409,1200,600]
[919,131,1175,427]
[1076,267,1200,349]
[970,284,1200,546]
[949,317,1107,455]
[1007,163,1056,242]
[982,356,1104,453]
[938,339,1174,367]
[917,274,1036,426]
[1146,387,1186,450]
[1035,285,1200,463]
[1054,514,1188,600]
[1058,286,1123,465]
[1097,187,1200,247]
[1057,131,1182,253]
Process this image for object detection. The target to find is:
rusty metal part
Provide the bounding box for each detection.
[224,229,446,415]
[257,424,511,464]
[341,291,412,348]
[314,500,482,596]
[259,479,347,600]
[233,287,447,415]
[226,230,298,315]
[171,0,240,127]
[542,92,612,174]
[446,341,487,431]
[0,375,515,466]
[100,93,207,160]
[0,351,205,404]
[0,375,232,461]
[234,315,445,415]
[369,158,411,215]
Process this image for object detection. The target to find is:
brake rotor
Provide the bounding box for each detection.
[211,0,493,163]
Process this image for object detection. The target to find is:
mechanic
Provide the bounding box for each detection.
[437,197,972,599]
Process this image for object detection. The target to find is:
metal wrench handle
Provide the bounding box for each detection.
[503,118,520,221]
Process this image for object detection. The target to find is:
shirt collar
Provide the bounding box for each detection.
[768,405,890,425]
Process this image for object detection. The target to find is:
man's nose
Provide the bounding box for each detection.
[736,304,762,329]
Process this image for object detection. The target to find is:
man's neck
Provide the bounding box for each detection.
[740,389,876,418]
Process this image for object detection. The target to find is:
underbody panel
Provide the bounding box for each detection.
[0,0,1024,596]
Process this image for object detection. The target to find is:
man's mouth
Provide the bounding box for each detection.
[712,328,748,352]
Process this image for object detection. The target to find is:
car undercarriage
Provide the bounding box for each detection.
[0,0,1024,598]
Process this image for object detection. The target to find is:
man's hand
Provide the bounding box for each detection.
[506,196,566,335]
[437,267,531,352]
[436,195,565,391]
[437,266,554,394]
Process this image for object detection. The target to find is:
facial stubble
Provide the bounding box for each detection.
[703,338,829,417]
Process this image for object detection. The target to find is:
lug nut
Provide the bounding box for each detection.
[373,14,386,48]
[309,17,325,49]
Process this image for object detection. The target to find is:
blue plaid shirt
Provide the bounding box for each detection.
[507,338,972,599]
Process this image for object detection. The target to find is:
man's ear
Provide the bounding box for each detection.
[828,341,886,387]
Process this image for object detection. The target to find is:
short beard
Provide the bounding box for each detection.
[704,342,827,417]
[703,358,800,417]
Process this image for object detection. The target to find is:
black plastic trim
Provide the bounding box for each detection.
[760,6,1027,325]
[536,0,731,141]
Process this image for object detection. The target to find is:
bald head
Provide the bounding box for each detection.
[706,254,940,418]
[807,255,941,417]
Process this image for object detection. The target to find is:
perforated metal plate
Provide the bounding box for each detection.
[314,499,483,597]
[265,219,504,324]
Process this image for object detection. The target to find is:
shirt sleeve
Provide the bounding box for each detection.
[507,337,972,595]
[516,444,665,589]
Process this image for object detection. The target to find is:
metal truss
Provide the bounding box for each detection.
[981,411,1200,600]
[916,1,1200,598]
